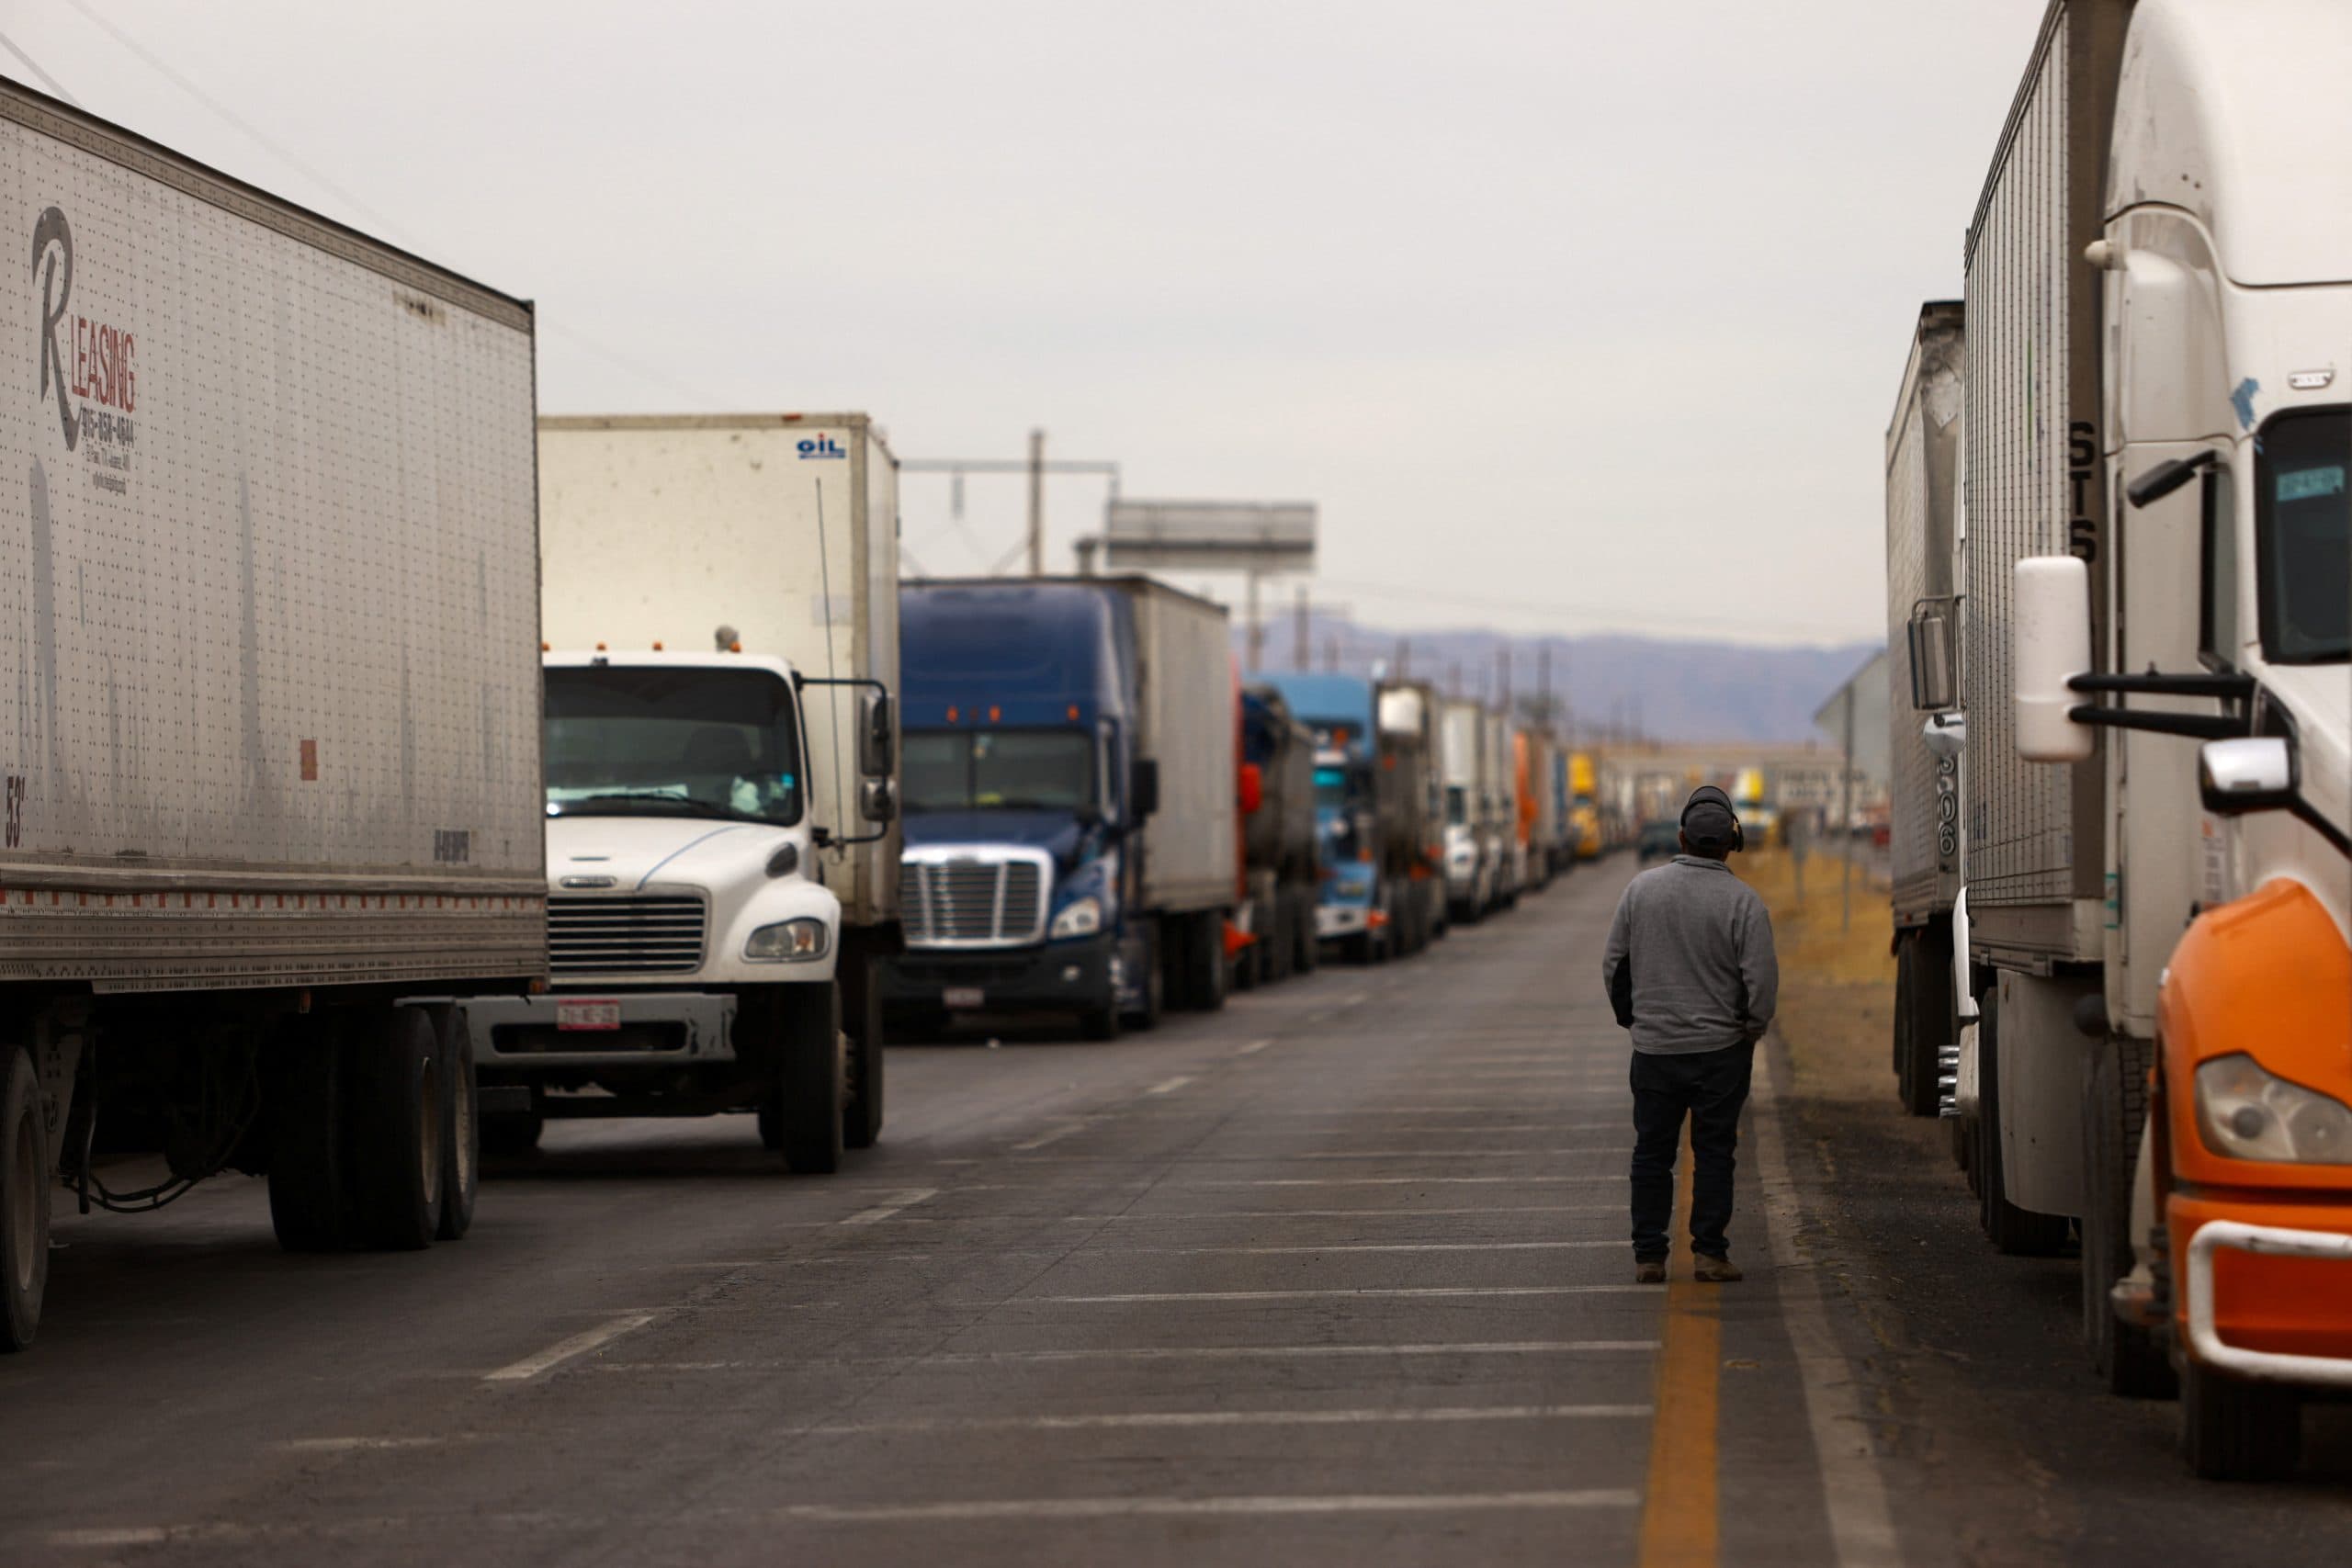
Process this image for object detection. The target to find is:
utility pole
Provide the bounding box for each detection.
[1450,660,1462,697]
[1395,637,1410,680]
[1495,645,1511,713]
[1536,643,1553,728]
[1324,634,1340,673]
[1025,427,1045,578]
[1840,682,1858,934]
[1293,586,1310,670]
[1245,571,1263,671]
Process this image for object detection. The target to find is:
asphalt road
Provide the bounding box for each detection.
[2,859,2346,1566]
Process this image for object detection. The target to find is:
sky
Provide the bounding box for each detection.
[5,0,2048,647]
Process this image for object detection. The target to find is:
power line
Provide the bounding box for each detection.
[1313,576,1870,645]
[0,30,79,103]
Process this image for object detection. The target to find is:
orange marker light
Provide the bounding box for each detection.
[1068,705,1080,721]
[594,641,607,651]
[729,640,742,653]
[947,705,960,723]
[652,640,664,651]
[540,640,550,652]
[989,705,1001,723]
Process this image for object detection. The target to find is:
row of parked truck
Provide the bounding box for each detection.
[1880,0,2350,1480]
[0,75,1605,1351]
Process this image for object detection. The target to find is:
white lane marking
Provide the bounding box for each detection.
[597,1340,1659,1371]
[1755,1043,1905,1567]
[482,1313,658,1383]
[1011,1122,1088,1153]
[1087,1204,1623,1221]
[1007,1283,1649,1305]
[794,1240,1621,1264]
[767,1490,1638,1523]
[1192,1175,1625,1188]
[808,1404,1650,1435]
[1143,1075,1194,1097]
[50,1529,171,1547]
[278,1436,457,1453]
[1234,1037,1276,1055]
[839,1188,939,1226]
[1012,1147,1633,1162]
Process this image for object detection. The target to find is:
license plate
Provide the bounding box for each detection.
[943,987,986,1010]
[556,999,622,1032]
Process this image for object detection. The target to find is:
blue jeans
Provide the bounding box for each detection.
[1629,1042,1755,1262]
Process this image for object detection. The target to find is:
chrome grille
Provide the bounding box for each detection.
[548,894,707,976]
[901,856,1049,948]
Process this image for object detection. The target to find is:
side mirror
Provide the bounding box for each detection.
[859,776,898,824]
[2013,557,2095,763]
[1906,597,1960,712]
[1131,758,1161,819]
[1238,762,1263,815]
[859,691,895,776]
[2199,736,2295,815]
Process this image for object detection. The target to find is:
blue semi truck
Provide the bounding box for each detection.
[1251,673,1438,964]
[884,578,1237,1039]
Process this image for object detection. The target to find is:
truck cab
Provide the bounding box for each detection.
[460,649,867,1173]
[1257,674,1390,961]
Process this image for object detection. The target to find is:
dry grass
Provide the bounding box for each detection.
[1737,846,1897,1105]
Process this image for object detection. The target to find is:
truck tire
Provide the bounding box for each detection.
[771,983,844,1176]
[2081,1033,2172,1396]
[1191,911,1228,1012]
[842,962,886,1151]
[2,1043,50,1351]
[1292,900,1318,976]
[433,1008,478,1243]
[1893,940,1917,1107]
[269,1014,353,1252]
[1265,898,1294,985]
[1901,930,1950,1118]
[2182,1362,2301,1481]
[1077,995,1122,1042]
[344,1006,445,1252]
[1975,988,2071,1257]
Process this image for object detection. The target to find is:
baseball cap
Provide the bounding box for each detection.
[1681,785,1740,853]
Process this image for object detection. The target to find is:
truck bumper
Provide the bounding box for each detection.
[459,991,739,1070]
[1317,903,1371,939]
[883,931,1118,1016]
[2171,1194,2352,1384]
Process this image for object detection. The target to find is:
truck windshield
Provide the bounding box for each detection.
[903,730,1094,812]
[2256,411,2351,662]
[543,666,803,826]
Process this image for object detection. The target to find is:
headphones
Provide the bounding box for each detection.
[1679,785,1746,853]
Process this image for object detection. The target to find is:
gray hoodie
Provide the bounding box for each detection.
[1601,855,1778,1055]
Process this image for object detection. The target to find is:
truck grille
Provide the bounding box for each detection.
[901,858,1046,947]
[548,894,707,976]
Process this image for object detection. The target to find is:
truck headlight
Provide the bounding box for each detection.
[2195,1053,2352,1165]
[744,918,829,963]
[1048,896,1102,941]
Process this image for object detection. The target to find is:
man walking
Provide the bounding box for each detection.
[1601,785,1777,1284]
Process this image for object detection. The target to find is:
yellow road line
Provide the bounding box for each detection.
[1638,1128,1720,1568]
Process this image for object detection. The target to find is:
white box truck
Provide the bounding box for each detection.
[0,80,547,1349]
[468,415,901,1174]
[1899,0,2352,1476]
[1441,698,1497,920]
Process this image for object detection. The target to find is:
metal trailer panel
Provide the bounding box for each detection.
[0,81,544,991]
[1124,579,1236,913]
[1240,689,1315,878]
[1374,682,1435,872]
[535,415,901,930]
[1886,303,1967,924]
[1962,0,2125,956]
[1441,702,1482,793]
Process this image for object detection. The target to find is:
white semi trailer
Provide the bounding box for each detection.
[1903,0,2352,1476]
[0,81,547,1349]
[1440,699,1496,921]
[480,415,902,1174]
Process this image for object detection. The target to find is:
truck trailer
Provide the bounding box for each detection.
[1375,681,1447,950]
[1900,0,2352,1477]
[888,577,1236,1038]
[0,80,547,1349]
[1440,699,1498,921]
[484,415,903,1175]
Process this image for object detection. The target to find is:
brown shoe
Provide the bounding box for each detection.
[1692,1255,1743,1283]
[1635,1259,1667,1284]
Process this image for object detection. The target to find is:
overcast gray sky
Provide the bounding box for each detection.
[9,0,2046,646]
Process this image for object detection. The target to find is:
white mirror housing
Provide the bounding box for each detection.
[2013,557,2095,763]
[2198,736,2295,815]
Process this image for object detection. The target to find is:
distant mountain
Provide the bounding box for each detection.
[1232,615,1880,745]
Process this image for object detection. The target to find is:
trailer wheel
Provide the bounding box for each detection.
[1893,940,1917,1107]
[1190,912,1228,1012]
[269,1014,352,1253]
[1292,899,1318,976]
[2082,1033,2173,1397]
[345,1006,444,1252]
[769,984,843,1176]
[2,1043,49,1352]
[1975,987,2070,1256]
[841,960,886,1151]
[433,1009,478,1243]
[2182,1362,2301,1481]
